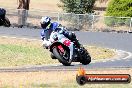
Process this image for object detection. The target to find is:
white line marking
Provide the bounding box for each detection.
[118,50,132,59]
[1,36,42,42]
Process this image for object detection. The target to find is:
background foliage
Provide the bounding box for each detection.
[58,0,96,14]
[106,0,132,17]
[105,0,132,27]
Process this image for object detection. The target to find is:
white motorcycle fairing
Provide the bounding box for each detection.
[49,31,74,61]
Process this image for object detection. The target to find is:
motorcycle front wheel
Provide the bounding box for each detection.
[3,17,11,27]
[53,47,71,66]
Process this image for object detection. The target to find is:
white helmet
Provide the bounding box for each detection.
[40,16,51,29]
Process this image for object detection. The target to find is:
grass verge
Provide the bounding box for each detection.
[0,37,115,67]
[0,69,131,88]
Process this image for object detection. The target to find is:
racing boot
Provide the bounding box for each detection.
[68,32,81,48]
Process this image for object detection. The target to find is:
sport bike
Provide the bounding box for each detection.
[48,31,91,66]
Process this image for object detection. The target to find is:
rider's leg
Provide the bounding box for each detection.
[66,32,81,48]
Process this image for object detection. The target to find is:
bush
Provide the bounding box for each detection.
[58,0,96,14]
[106,0,132,17]
[105,0,132,26]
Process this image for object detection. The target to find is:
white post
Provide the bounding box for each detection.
[130,18,132,32]
[18,9,27,27]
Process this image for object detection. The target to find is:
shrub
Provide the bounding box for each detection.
[58,0,96,14]
[106,0,132,17]
[105,0,132,26]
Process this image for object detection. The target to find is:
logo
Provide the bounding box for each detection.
[76,67,131,85]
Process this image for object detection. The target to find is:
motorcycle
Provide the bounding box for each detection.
[48,31,91,66]
[0,8,11,27]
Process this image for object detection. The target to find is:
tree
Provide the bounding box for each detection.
[58,0,96,14]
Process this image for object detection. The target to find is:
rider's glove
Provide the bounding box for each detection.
[42,39,51,49]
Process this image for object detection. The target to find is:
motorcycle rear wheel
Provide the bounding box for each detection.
[81,54,91,65]
[80,48,91,65]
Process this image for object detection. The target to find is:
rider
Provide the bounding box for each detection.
[40,16,81,49]
[40,16,81,62]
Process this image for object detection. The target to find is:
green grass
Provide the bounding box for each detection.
[0,44,58,67]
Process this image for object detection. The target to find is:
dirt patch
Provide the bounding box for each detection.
[0,0,62,12]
